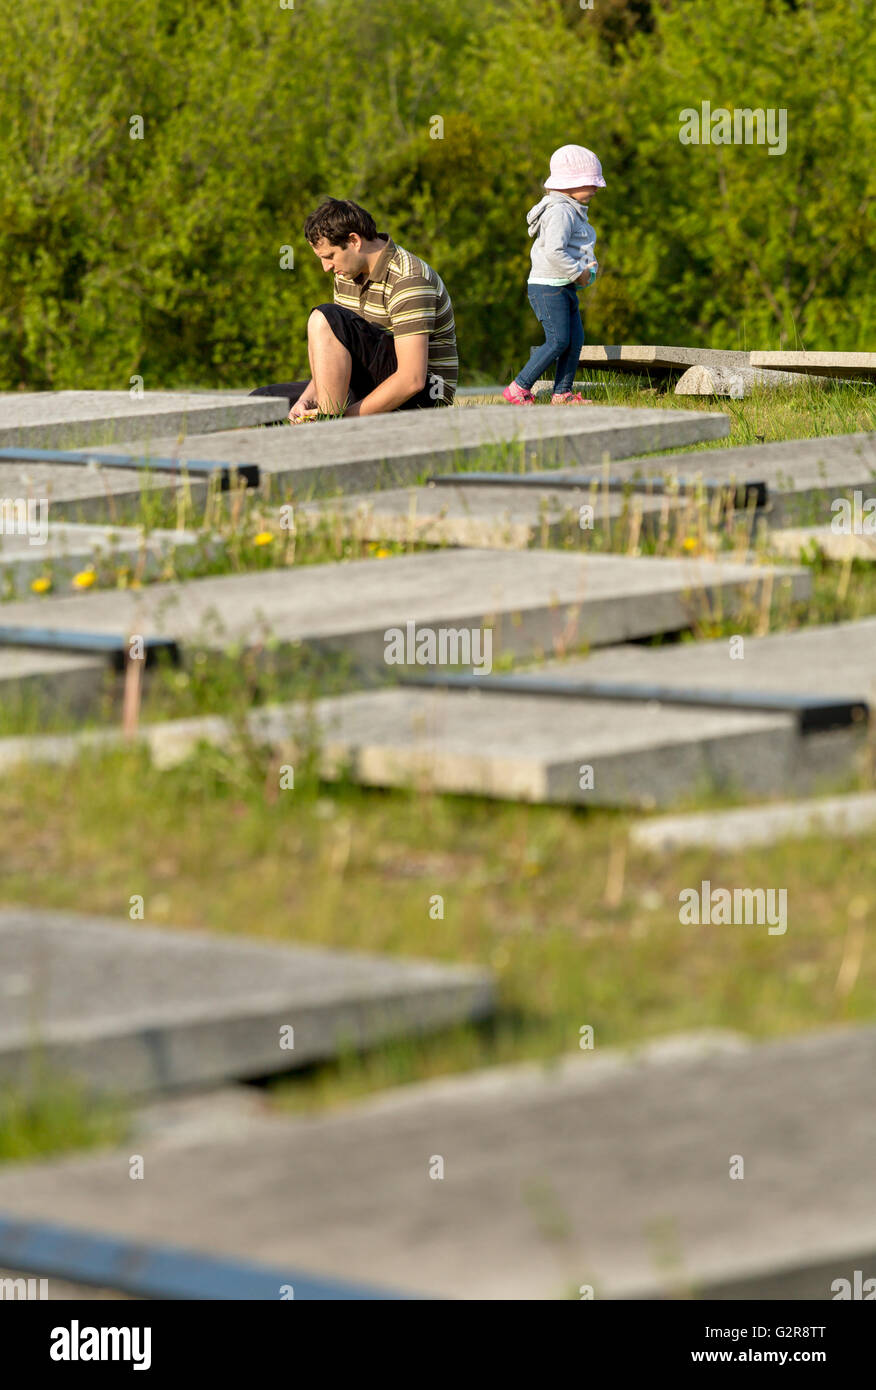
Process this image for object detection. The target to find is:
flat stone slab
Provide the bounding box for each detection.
[0,909,493,1096]
[674,364,826,398]
[185,618,863,809]
[767,524,876,562]
[532,379,610,395]
[0,550,810,688]
[174,692,816,809]
[631,791,876,853]
[0,1026,872,1299]
[578,345,750,374]
[0,648,106,722]
[0,405,729,525]
[303,432,876,543]
[300,482,677,550]
[537,616,876,703]
[0,523,206,599]
[99,404,730,500]
[0,392,286,450]
[454,385,506,398]
[543,432,876,528]
[0,669,844,811]
[750,351,876,381]
[0,458,199,525]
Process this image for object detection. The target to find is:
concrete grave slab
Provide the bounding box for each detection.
[578,345,751,375]
[0,457,205,526]
[0,523,209,599]
[532,616,876,703]
[0,549,810,689]
[0,909,494,1097]
[99,403,730,500]
[0,666,849,811]
[305,433,876,547]
[198,618,868,809]
[241,689,821,809]
[673,364,827,398]
[0,694,798,809]
[0,1025,872,1299]
[630,791,876,853]
[750,351,876,381]
[299,481,677,550]
[0,648,107,721]
[454,385,506,398]
[0,392,287,450]
[6,404,727,524]
[540,432,876,529]
[766,524,876,563]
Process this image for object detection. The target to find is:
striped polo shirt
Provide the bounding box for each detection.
[332,235,457,404]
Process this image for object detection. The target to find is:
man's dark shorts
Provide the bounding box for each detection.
[250,303,451,411]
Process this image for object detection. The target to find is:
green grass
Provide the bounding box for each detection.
[0,738,873,1126]
[2,377,875,1154]
[460,372,876,450]
[2,542,876,746]
[0,1067,127,1163]
[8,378,872,605]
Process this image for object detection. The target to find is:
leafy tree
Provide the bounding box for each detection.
[0,0,871,387]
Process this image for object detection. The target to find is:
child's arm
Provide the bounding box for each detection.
[539,207,585,281]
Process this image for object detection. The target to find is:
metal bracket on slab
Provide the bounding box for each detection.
[0,1214,416,1301]
[427,472,768,509]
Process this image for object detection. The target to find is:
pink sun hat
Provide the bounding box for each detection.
[544,144,606,190]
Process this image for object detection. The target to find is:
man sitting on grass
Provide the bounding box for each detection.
[251,198,457,419]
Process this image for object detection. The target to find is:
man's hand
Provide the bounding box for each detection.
[289,395,318,421]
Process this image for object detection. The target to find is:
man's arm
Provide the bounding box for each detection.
[345,335,429,416]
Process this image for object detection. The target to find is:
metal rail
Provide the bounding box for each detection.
[0,628,180,670]
[0,447,259,491]
[0,1215,415,1300]
[427,471,768,509]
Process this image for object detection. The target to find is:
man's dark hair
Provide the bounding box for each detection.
[304,199,378,247]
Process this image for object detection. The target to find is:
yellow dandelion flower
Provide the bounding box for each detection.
[682,537,698,552]
[253,531,274,546]
[72,568,97,589]
[30,576,52,594]
[375,548,391,559]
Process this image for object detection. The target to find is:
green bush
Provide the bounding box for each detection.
[0,0,872,388]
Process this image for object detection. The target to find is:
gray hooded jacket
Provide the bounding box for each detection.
[527,192,598,284]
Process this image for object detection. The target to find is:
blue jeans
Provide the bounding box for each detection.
[516,283,584,394]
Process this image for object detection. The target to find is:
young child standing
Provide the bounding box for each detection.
[503,144,605,405]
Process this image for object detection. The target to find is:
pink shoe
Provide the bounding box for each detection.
[551,391,595,405]
[502,381,535,404]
